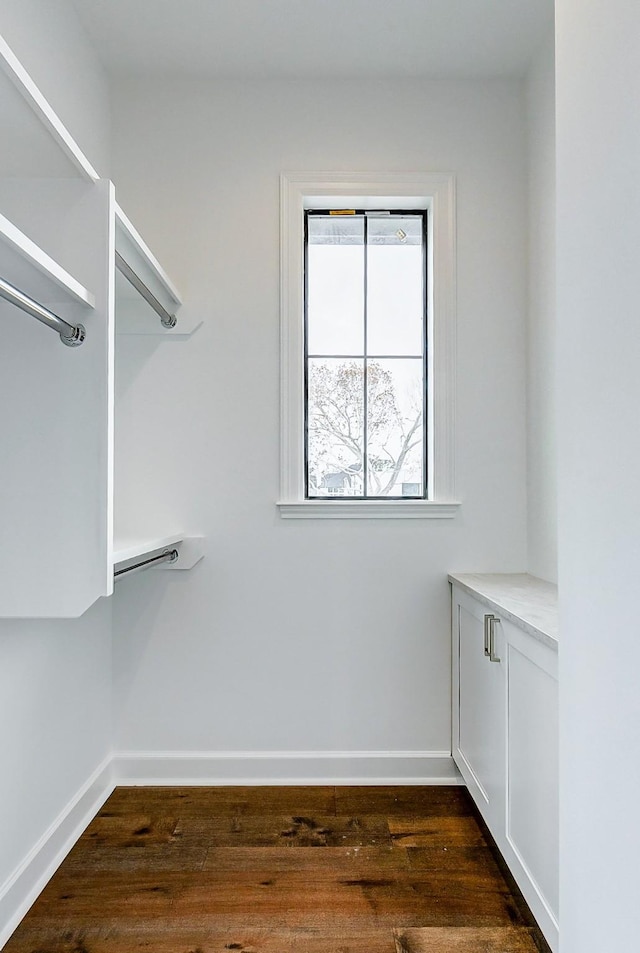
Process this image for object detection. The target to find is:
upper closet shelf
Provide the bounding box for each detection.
[0,212,94,307]
[0,33,98,181]
[0,211,94,345]
[115,203,193,334]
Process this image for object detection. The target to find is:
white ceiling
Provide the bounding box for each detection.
[71,0,554,80]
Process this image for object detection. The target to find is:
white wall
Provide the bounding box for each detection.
[556,0,640,948]
[526,31,557,583]
[0,0,112,938]
[0,0,110,177]
[110,77,528,771]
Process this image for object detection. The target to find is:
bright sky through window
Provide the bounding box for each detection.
[305,211,427,499]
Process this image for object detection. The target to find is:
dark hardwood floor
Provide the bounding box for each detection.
[4,786,544,953]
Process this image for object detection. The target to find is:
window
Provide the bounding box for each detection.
[305,210,427,499]
[279,173,458,519]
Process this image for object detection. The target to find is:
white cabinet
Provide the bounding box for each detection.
[454,591,506,831]
[0,33,204,618]
[450,575,559,952]
[505,618,559,930]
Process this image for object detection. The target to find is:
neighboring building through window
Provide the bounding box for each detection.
[305,210,427,499]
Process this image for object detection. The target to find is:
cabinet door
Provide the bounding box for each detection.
[453,588,505,830]
[504,619,559,932]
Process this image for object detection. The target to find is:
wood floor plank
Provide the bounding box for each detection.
[335,786,473,818]
[404,846,503,875]
[28,867,520,927]
[394,926,540,952]
[80,814,184,844]
[167,871,522,927]
[389,816,487,848]
[24,871,178,920]
[100,786,337,818]
[172,814,393,848]
[63,842,209,873]
[203,845,410,874]
[64,814,209,872]
[4,924,398,953]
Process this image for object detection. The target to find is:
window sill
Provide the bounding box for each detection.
[277,500,461,520]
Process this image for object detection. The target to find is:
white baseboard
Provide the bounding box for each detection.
[113,749,462,785]
[0,757,115,950]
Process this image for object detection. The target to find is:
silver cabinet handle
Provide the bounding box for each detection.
[483,614,491,656]
[488,615,501,663]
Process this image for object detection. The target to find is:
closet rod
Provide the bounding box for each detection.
[114,547,179,579]
[0,276,85,346]
[115,251,177,329]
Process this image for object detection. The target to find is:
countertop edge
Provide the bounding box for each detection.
[448,574,558,651]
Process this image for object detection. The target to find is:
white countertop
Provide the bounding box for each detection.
[448,572,558,649]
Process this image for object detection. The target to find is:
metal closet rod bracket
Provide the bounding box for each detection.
[114,547,179,579]
[0,275,86,346]
[115,251,178,329]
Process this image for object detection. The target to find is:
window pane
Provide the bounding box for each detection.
[366,358,424,497]
[307,358,364,496]
[307,215,364,355]
[367,215,424,356]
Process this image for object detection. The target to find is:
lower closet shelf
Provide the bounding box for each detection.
[112,534,205,579]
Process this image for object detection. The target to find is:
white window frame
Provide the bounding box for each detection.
[278,172,459,519]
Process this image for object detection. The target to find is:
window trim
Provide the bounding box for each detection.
[278,172,459,519]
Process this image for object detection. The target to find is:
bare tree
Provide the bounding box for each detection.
[308,361,422,495]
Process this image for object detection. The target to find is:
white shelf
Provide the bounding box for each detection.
[0,34,98,181]
[115,203,192,334]
[112,535,206,573]
[112,534,183,566]
[0,211,95,310]
[115,204,181,305]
